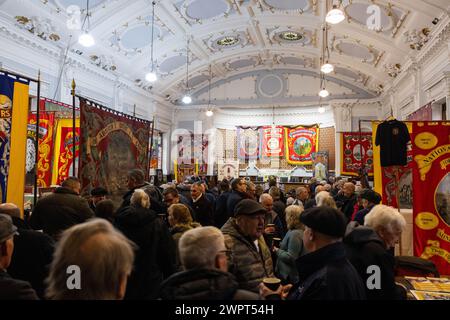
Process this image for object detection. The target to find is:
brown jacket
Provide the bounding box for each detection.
[221,218,273,293]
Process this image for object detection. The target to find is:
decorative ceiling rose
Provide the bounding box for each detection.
[217,36,239,46]
[279,31,303,41]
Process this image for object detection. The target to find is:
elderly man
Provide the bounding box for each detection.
[89,187,108,211]
[0,203,54,298]
[345,205,407,300]
[221,199,274,293]
[46,219,134,299]
[334,182,357,222]
[352,189,382,225]
[259,193,285,239]
[190,182,214,226]
[292,186,309,207]
[304,185,326,209]
[0,214,38,300]
[262,207,365,300]
[159,226,259,300]
[29,177,94,239]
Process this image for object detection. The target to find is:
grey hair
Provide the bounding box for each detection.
[179,226,225,270]
[316,191,337,209]
[130,189,150,209]
[259,193,273,203]
[45,219,135,300]
[364,204,406,234]
[285,205,304,230]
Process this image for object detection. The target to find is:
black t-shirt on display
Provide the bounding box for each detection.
[375,119,410,167]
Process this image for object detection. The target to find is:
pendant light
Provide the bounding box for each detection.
[320,21,334,74]
[78,0,95,47]
[205,64,213,116]
[145,1,157,82]
[182,37,192,104]
[326,1,345,25]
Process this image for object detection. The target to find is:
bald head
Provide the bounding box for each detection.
[0,203,20,218]
[315,185,326,195]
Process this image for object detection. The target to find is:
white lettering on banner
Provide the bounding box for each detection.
[66,265,81,290]
[367,265,381,290]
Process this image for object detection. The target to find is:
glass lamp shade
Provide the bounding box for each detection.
[326,6,345,24]
[78,32,95,47]
[182,95,192,104]
[319,89,330,98]
[321,63,334,74]
[145,71,157,82]
[206,110,213,117]
[318,106,326,113]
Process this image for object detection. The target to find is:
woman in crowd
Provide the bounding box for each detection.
[168,203,201,269]
[274,205,306,284]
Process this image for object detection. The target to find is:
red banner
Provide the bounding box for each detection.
[341,132,374,176]
[285,125,319,165]
[262,126,284,157]
[412,121,450,275]
[52,119,79,186]
[79,98,151,205]
[26,112,55,187]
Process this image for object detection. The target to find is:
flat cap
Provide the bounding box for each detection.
[234,199,267,217]
[0,214,18,243]
[300,206,347,238]
[360,189,382,204]
[91,187,108,196]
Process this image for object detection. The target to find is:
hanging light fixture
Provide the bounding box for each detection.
[205,64,213,116]
[318,105,326,113]
[326,1,345,25]
[320,23,334,74]
[145,1,157,82]
[78,0,95,47]
[182,37,192,104]
[319,88,330,98]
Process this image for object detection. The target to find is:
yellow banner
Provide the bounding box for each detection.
[421,240,450,264]
[414,144,450,181]
[6,81,29,213]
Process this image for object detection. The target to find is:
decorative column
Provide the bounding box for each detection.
[333,104,352,175]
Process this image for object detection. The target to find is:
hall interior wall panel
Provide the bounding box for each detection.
[205,77,257,101]
[287,75,319,96]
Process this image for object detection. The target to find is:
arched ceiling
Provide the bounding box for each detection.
[3,0,449,106]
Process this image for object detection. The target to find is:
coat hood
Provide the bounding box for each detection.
[159,268,239,300]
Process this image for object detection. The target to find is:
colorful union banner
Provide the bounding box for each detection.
[412,121,450,275]
[79,98,151,206]
[285,125,319,165]
[26,112,55,187]
[51,118,80,186]
[340,132,374,176]
[262,126,284,157]
[0,72,29,210]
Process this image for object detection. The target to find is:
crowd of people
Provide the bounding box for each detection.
[0,170,408,300]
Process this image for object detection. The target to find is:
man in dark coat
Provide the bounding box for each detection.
[0,214,38,300]
[29,177,94,239]
[334,182,358,222]
[261,207,365,300]
[159,226,259,300]
[189,182,214,226]
[120,169,165,214]
[0,203,54,299]
[115,190,177,299]
[344,221,405,300]
[226,178,248,218]
[88,187,108,212]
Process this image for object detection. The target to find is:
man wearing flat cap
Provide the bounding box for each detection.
[264,207,365,300]
[221,199,274,293]
[0,214,38,300]
[89,187,108,211]
[352,189,382,225]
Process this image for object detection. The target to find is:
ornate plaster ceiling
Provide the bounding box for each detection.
[2,0,449,104]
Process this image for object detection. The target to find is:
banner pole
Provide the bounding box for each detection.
[71,78,76,177]
[33,71,41,208]
[149,116,155,181]
[394,166,403,255]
